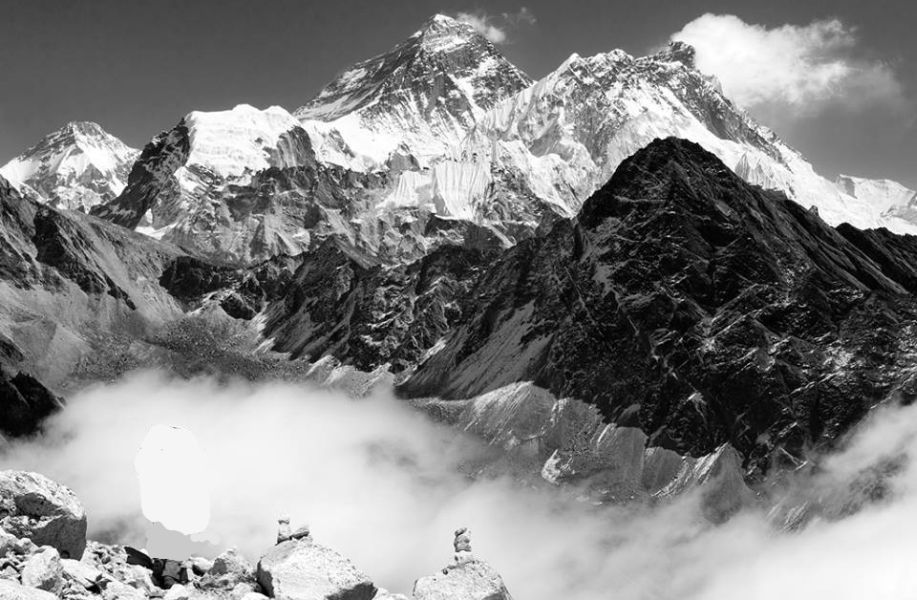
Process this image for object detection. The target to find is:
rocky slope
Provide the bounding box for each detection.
[1,122,138,212]
[260,236,502,373]
[0,174,184,391]
[399,138,917,472]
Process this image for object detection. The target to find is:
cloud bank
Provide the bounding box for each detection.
[671,14,905,115]
[1,371,917,599]
[456,8,536,45]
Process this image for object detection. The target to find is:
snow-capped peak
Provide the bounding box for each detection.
[182,104,307,177]
[412,14,475,37]
[0,121,138,211]
[294,14,532,170]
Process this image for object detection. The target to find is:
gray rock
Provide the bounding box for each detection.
[209,549,253,580]
[412,559,512,600]
[101,579,147,600]
[0,531,18,556]
[61,558,103,591]
[0,471,87,559]
[256,539,375,600]
[20,547,62,595]
[188,556,213,576]
[0,578,58,599]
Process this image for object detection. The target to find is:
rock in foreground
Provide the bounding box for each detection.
[256,538,376,600]
[413,560,512,600]
[0,470,87,559]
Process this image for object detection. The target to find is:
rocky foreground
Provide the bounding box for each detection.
[0,470,512,600]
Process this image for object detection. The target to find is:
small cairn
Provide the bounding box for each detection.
[276,516,311,545]
[441,527,473,574]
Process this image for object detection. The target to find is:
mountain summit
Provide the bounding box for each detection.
[0,121,138,211]
[295,14,532,168]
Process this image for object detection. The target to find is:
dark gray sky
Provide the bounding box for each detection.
[1,0,913,187]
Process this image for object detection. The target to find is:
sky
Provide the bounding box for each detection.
[0,0,914,187]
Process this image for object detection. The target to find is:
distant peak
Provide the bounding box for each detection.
[61,121,106,137]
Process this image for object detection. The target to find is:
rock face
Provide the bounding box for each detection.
[418,381,751,513]
[401,138,917,471]
[262,237,500,372]
[0,471,87,559]
[0,122,138,211]
[256,539,376,600]
[0,370,62,437]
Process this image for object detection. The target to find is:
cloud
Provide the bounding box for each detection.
[504,7,536,26]
[456,8,535,45]
[670,14,905,115]
[2,371,917,599]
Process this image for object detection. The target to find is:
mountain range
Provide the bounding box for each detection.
[4,15,915,267]
[2,13,917,494]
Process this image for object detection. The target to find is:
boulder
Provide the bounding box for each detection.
[412,559,512,600]
[256,539,376,600]
[0,471,87,559]
[0,579,58,599]
[209,549,253,580]
[0,530,18,556]
[189,556,213,577]
[61,558,104,593]
[20,547,63,595]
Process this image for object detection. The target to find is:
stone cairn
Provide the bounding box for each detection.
[276,516,311,545]
[441,527,473,574]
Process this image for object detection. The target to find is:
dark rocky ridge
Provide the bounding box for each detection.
[398,138,917,471]
[0,370,63,436]
[262,237,501,373]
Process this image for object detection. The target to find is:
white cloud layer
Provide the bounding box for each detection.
[2,371,917,599]
[671,14,905,114]
[456,8,536,45]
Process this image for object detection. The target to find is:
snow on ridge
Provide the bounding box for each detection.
[182,104,304,177]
